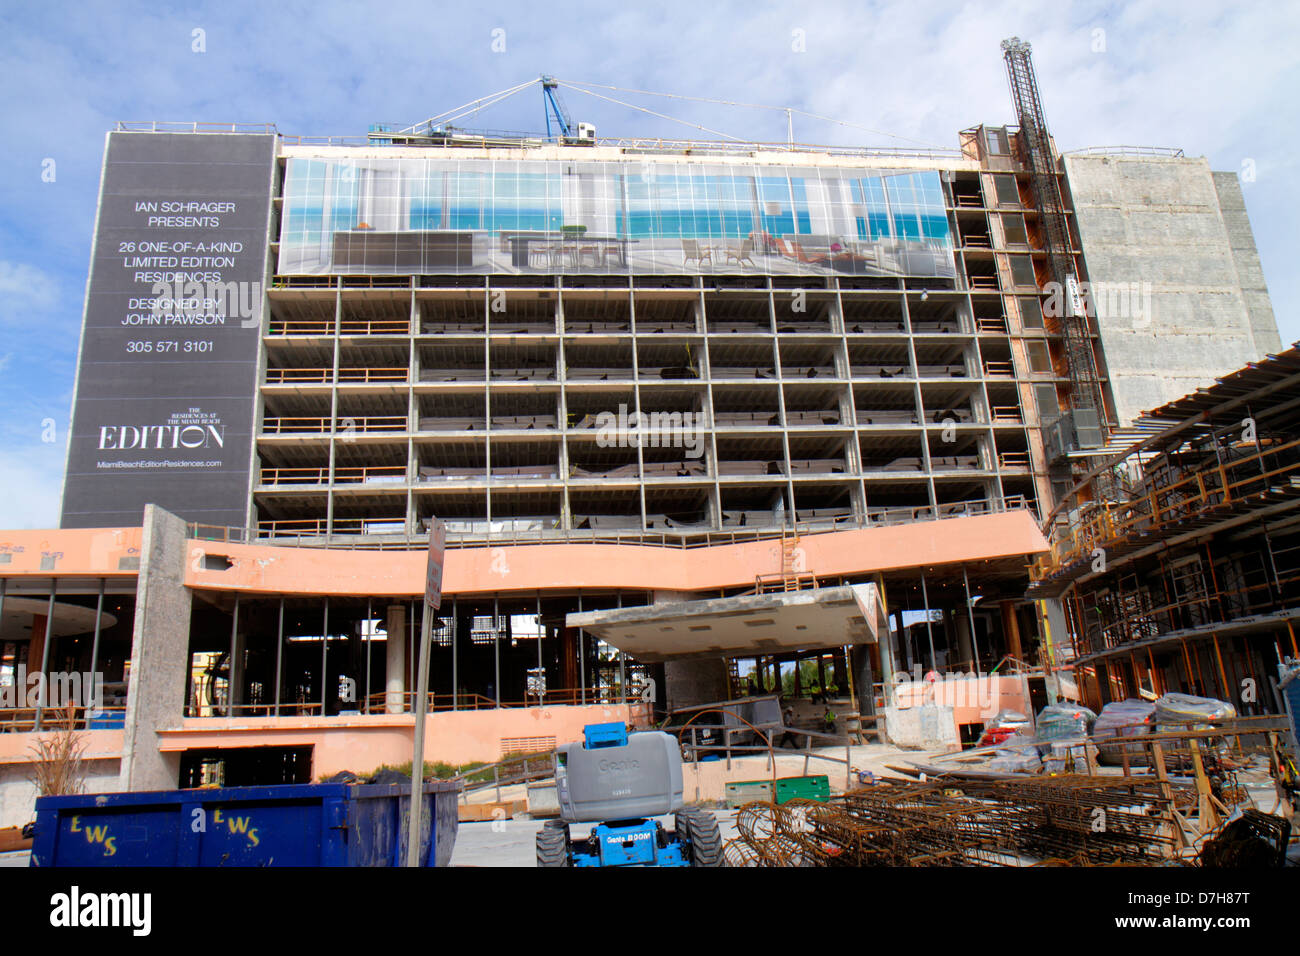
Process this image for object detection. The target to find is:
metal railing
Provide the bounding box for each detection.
[261,415,407,434]
[265,367,408,384]
[0,706,126,732]
[257,516,408,537]
[184,702,324,718]
[455,751,559,804]
[183,494,1038,552]
[260,465,406,487]
[116,121,279,134]
[1063,145,1186,158]
[266,318,412,336]
[363,688,646,712]
[1072,569,1300,659]
[1033,437,1300,581]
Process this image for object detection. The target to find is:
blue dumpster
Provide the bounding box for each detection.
[29,780,460,867]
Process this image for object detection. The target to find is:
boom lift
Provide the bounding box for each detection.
[535,722,723,867]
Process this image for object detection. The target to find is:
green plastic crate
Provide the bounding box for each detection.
[775,775,830,804]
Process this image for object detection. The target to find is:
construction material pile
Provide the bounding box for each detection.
[722,776,1184,866]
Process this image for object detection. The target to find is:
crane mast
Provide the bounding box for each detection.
[1002,37,1107,452]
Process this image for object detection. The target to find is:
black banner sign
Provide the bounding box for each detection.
[60,132,276,529]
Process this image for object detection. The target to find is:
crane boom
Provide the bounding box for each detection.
[542,75,573,140]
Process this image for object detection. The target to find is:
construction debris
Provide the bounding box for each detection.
[1199,809,1291,868]
[720,774,1261,866]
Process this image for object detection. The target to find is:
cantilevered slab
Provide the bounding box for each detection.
[178,508,1048,598]
[566,584,883,662]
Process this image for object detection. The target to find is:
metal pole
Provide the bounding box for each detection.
[536,595,543,704]
[451,598,458,711]
[88,579,105,710]
[962,565,982,671]
[617,593,625,700]
[406,599,433,867]
[578,595,586,705]
[493,596,501,707]
[364,598,372,715]
[320,598,330,713]
[33,582,57,731]
[274,598,284,715]
[919,572,938,671]
[227,595,240,717]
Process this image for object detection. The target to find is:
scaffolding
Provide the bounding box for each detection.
[1001,37,1107,450]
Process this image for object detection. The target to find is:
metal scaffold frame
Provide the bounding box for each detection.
[1001,37,1107,444]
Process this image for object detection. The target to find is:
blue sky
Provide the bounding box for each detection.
[1,0,1296,529]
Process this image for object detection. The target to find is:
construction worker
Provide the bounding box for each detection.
[822,703,837,737]
[778,701,800,748]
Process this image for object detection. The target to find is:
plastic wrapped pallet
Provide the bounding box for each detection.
[1035,703,1096,742]
[988,744,1041,774]
[1094,699,1155,766]
[1154,693,1236,732]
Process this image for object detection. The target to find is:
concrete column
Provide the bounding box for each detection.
[229,626,245,711]
[850,645,875,716]
[228,599,244,712]
[28,615,47,680]
[1001,600,1023,664]
[663,658,729,711]
[385,604,406,714]
[1040,598,1072,700]
[955,614,974,670]
[120,506,193,792]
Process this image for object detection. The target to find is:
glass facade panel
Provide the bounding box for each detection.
[277,157,956,279]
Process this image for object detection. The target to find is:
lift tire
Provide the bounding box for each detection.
[675,808,724,867]
[536,822,571,867]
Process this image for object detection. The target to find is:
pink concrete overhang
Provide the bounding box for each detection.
[179,510,1048,597]
[565,584,887,662]
[0,528,142,579]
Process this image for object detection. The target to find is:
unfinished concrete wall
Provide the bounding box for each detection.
[1064,154,1281,424]
[1212,171,1283,356]
[0,759,120,828]
[119,505,192,792]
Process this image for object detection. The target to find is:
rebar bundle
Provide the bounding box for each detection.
[722,776,1187,866]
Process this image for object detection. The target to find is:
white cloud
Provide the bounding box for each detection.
[0,260,60,326]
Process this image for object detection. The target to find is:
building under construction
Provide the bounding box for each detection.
[1029,345,1300,715]
[0,41,1286,820]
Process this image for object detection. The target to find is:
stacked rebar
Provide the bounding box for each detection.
[722,776,1186,866]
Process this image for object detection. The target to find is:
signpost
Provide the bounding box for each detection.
[406,519,446,867]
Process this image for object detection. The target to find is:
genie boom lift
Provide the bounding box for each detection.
[535,722,723,867]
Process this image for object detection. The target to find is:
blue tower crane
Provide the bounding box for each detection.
[541,76,596,145]
[541,75,572,141]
